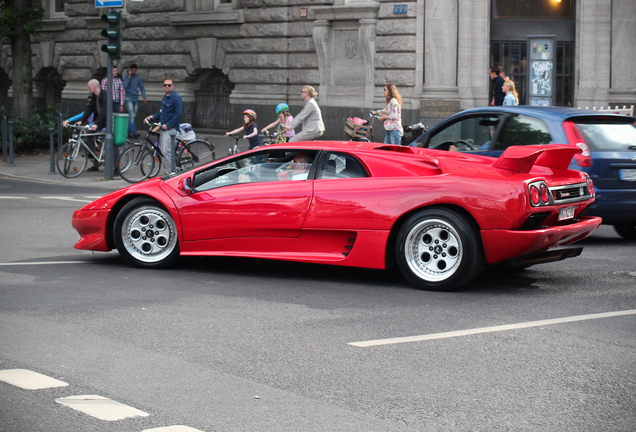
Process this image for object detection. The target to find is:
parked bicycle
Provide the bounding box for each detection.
[117,119,215,183]
[57,125,131,178]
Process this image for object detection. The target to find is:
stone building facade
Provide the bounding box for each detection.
[1,0,635,140]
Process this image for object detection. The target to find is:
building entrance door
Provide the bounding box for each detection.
[490,0,575,107]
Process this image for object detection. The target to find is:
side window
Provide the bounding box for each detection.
[428,116,501,151]
[319,153,367,179]
[495,114,552,150]
[192,150,317,191]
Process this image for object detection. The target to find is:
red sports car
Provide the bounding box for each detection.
[72,141,601,291]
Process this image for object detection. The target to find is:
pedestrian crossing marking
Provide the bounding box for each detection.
[55,395,149,421]
[0,369,69,389]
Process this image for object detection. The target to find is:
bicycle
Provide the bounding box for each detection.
[118,119,216,183]
[344,112,379,142]
[261,125,287,145]
[227,134,242,155]
[57,125,131,178]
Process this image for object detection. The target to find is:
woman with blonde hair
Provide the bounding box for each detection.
[502,80,519,106]
[285,85,325,142]
[372,83,403,144]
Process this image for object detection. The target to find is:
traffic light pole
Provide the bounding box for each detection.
[105,41,114,180]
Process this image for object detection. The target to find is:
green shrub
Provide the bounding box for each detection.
[0,107,70,153]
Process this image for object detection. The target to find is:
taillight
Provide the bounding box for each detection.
[540,184,550,203]
[530,185,540,205]
[563,121,592,167]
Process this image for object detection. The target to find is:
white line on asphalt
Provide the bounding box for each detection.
[0,196,28,199]
[143,426,206,432]
[84,196,102,199]
[0,261,88,266]
[0,369,68,390]
[349,309,636,348]
[55,395,149,421]
[40,196,92,203]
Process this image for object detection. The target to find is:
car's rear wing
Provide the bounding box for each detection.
[492,144,581,173]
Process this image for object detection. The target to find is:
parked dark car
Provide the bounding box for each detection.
[411,106,636,239]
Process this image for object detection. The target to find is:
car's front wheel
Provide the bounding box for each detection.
[613,222,636,240]
[114,198,180,268]
[396,208,484,291]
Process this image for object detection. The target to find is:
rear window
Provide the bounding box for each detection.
[575,121,636,151]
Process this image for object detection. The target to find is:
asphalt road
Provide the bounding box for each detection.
[0,177,635,432]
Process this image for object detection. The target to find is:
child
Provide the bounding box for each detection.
[261,103,295,142]
[226,109,261,149]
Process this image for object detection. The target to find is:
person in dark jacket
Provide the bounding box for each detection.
[490,66,505,106]
[145,77,183,174]
[77,79,108,171]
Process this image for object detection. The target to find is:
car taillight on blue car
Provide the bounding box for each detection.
[563,121,592,167]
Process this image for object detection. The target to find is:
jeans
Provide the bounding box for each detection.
[160,128,177,174]
[384,129,403,145]
[125,98,139,135]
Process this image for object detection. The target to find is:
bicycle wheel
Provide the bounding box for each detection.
[118,145,156,183]
[178,139,216,170]
[57,140,88,178]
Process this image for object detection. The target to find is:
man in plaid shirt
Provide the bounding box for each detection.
[100,66,125,113]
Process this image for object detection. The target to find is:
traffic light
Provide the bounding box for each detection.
[100,10,121,60]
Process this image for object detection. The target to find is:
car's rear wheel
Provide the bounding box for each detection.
[613,222,636,240]
[114,198,180,268]
[396,208,484,291]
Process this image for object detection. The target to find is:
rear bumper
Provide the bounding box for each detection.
[72,209,112,252]
[481,216,602,264]
[583,188,636,223]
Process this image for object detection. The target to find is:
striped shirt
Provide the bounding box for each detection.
[100,77,125,106]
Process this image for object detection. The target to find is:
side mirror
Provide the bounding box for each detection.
[179,177,192,192]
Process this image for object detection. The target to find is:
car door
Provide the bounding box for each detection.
[173,149,318,241]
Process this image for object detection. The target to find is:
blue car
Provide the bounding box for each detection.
[411,106,636,239]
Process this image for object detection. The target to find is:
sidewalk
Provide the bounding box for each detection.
[0,134,246,191]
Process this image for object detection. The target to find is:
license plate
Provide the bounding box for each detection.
[619,169,636,181]
[558,206,575,221]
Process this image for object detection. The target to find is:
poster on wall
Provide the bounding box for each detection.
[527,35,556,106]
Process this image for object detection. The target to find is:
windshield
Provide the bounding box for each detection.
[575,122,636,151]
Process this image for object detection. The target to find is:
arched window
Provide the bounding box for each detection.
[194,69,234,130]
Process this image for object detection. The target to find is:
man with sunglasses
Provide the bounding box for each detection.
[145,78,183,174]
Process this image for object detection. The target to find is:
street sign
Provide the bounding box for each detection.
[96,0,123,7]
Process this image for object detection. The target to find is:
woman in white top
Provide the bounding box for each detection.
[285,85,324,142]
[502,80,519,106]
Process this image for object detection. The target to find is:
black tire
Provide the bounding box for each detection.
[613,223,636,240]
[118,145,156,183]
[57,141,88,178]
[113,198,180,268]
[177,139,216,171]
[395,208,485,291]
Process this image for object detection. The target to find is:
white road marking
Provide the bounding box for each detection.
[40,196,92,203]
[0,369,68,390]
[143,426,206,432]
[349,309,636,348]
[55,395,149,421]
[0,261,88,266]
[0,196,28,199]
[84,196,102,199]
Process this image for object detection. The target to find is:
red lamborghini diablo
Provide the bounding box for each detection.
[72,141,601,291]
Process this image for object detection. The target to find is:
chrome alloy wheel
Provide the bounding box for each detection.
[120,206,178,263]
[404,218,463,282]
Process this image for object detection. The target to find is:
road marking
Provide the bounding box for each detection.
[349,309,636,348]
[0,369,68,390]
[0,261,88,266]
[55,395,149,421]
[0,196,28,199]
[40,196,92,203]
[143,427,206,432]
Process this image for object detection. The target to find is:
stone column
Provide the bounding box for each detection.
[359,18,377,107]
[575,0,611,107]
[421,0,460,118]
[457,0,490,109]
[313,20,330,101]
[609,0,636,106]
